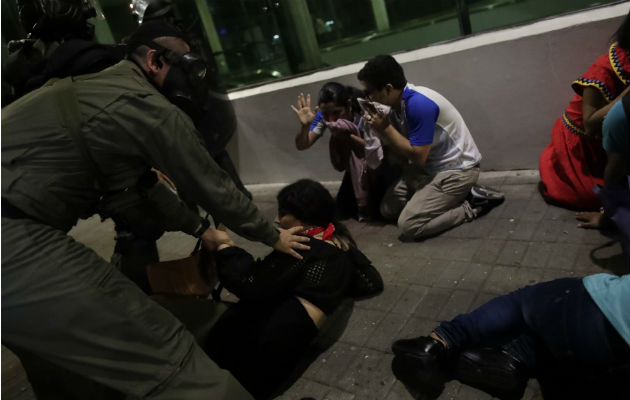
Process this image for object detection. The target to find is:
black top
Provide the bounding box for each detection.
[215,237,383,314]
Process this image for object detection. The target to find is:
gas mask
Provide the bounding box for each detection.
[149,42,209,119]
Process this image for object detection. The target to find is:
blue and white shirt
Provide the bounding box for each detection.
[391,83,481,174]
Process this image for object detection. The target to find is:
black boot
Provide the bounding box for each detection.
[453,348,529,400]
[391,337,448,399]
[392,336,445,359]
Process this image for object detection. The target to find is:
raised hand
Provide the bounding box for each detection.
[273,225,311,259]
[290,93,318,126]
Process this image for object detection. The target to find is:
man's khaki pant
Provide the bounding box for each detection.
[380,166,479,240]
[1,216,252,400]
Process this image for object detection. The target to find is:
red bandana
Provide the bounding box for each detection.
[300,222,336,241]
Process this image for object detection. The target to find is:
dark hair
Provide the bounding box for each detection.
[357,54,406,90]
[318,82,363,114]
[614,10,630,51]
[277,179,356,248]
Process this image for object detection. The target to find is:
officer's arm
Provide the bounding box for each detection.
[145,108,280,247]
[99,175,202,238]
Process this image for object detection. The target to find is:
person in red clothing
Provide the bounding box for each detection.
[539,12,630,210]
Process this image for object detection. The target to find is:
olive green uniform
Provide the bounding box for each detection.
[1,60,277,399]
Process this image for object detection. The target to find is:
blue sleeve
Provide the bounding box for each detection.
[406,94,439,146]
[602,100,629,155]
[310,110,325,134]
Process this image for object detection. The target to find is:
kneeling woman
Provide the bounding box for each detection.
[203,179,383,398]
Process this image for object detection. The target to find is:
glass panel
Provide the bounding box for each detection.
[306,0,375,47]
[316,0,462,67]
[203,0,291,88]
[0,0,622,91]
[468,0,619,34]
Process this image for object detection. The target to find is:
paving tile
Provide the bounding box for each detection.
[523,379,543,400]
[572,245,604,273]
[532,218,565,242]
[339,308,386,347]
[303,342,360,384]
[454,383,494,399]
[390,285,429,316]
[413,287,453,319]
[555,219,588,243]
[521,241,553,268]
[457,263,493,291]
[468,291,500,311]
[357,282,407,313]
[579,227,617,245]
[545,242,581,270]
[438,289,478,320]
[426,238,483,262]
[408,259,446,286]
[338,349,396,399]
[277,378,334,400]
[432,261,468,289]
[442,381,463,398]
[508,219,540,241]
[395,256,432,285]
[487,266,543,294]
[396,316,439,341]
[521,198,549,222]
[540,267,576,282]
[473,239,506,264]
[498,198,535,219]
[488,218,520,239]
[496,240,528,266]
[365,312,410,352]
[384,380,416,400]
[323,387,356,400]
[374,260,402,283]
[542,204,575,221]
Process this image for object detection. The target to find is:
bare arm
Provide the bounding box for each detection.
[370,112,430,166]
[583,85,630,136]
[295,124,320,150]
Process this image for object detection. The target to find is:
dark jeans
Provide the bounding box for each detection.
[434,278,630,398]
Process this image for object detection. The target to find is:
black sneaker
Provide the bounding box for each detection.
[453,348,528,400]
[469,185,505,207]
[468,185,504,218]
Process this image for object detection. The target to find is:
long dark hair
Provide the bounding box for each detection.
[614,10,630,51]
[317,82,363,117]
[277,179,356,249]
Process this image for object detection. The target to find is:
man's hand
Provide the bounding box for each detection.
[576,211,604,229]
[291,93,318,126]
[200,228,235,251]
[367,110,390,132]
[273,226,311,259]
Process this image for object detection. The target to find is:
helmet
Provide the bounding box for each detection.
[17,0,97,39]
